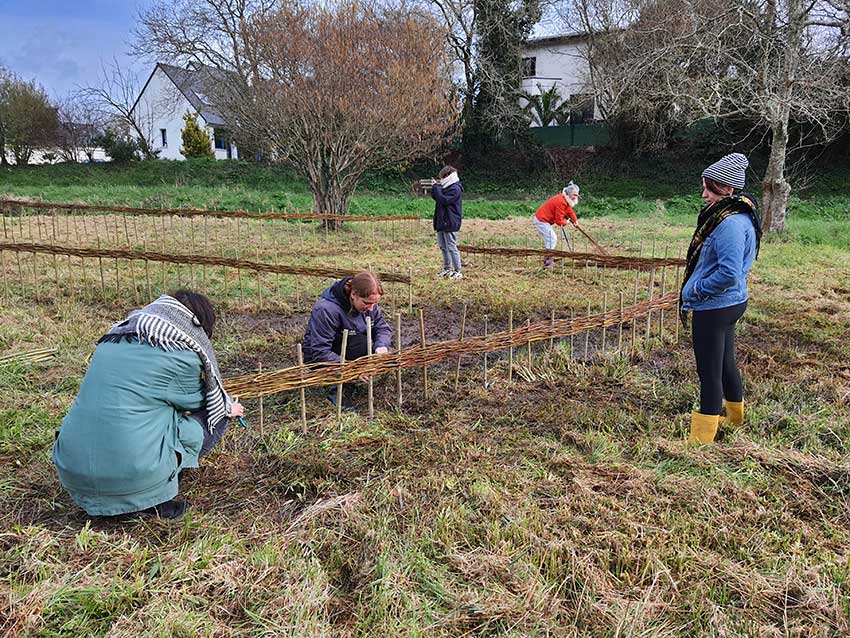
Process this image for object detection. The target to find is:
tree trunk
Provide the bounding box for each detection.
[761,116,792,234]
[308,167,355,231]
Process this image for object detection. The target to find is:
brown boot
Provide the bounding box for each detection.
[543,256,554,270]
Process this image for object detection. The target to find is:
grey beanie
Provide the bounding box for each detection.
[702,153,748,190]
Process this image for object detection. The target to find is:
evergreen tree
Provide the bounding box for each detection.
[180,112,214,158]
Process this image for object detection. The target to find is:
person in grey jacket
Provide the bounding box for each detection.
[680,153,762,444]
[303,271,392,406]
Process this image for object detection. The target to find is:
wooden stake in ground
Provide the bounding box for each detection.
[508,307,514,382]
[584,301,591,360]
[483,314,489,387]
[235,218,243,303]
[296,343,307,435]
[645,268,656,349]
[408,267,413,314]
[550,309,555,349]
[419,308,429,399]
[395,312,403,409]
[526,318,532,368]
[570,308,575,359]
[618,292,625,353]
[258,361,265,437]
[337,329,349,425]
[255,243,263,309]
[601,292,608,354]
[143,238,152,301]
[659,265,668,341]
[675,266,681,343]
[454,303,467,392]
[631,271,640,350]
[1,248,8,299]
[366,316,374,419]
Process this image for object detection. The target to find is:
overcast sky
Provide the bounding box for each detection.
[0,0,145,99]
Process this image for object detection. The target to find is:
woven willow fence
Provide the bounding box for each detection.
[0,199,419,223]
[224,291,680,399]
[459,245,685,271]
[0,240,414,312]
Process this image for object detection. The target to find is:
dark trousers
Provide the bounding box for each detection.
[692,301,747,415]
[331,332,370,361]
[188,407,230,459]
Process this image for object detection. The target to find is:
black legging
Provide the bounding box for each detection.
[692,301,747,415]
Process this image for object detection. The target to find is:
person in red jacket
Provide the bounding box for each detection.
[532,181,581,269]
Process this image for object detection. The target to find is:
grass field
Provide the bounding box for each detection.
[1,161,850,637]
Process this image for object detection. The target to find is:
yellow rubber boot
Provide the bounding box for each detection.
[688,412,720,445]
[723,400,744,426]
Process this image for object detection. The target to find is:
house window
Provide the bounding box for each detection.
[521,57,537,78]
[569,94,595,124]
[213,129,228,150]
[160,129,167,147]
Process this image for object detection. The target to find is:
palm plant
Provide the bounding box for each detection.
[520,83,572,127]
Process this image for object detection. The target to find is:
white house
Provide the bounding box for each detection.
[520,33,598,125]
[130,62,238,160]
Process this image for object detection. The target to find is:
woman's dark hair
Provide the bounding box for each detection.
[703,176,737,196]
[343,271,383,298]
[172,289,216,338]
[438,165,456,179]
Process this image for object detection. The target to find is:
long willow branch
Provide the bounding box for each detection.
[458,245,684,271]
[0,199,418,223]
[0,242,410,284]
[224,292,680,398]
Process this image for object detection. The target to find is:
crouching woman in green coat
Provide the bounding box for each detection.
[52,290,244,519]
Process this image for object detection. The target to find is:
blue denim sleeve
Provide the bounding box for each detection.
[694,219,744,299]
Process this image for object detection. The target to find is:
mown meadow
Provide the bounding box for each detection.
[1,159,849,637]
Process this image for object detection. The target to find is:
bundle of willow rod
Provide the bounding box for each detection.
[0,241,410,284]
[458,245,684,271]
[0,347,57,365]
[224,291,679,398]
[0,199,418,223]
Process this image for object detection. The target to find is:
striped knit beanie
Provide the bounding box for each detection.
[702,153,748,190]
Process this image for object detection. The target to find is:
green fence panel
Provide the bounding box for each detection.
[529,124,610,147]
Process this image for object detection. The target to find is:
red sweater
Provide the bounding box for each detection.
[535,194,577,226]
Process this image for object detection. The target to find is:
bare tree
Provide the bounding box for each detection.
[228,1,457,221]
[132,0,276,77]
[81,58,160,160]
[557,0,850,231]
[56,93,105,162]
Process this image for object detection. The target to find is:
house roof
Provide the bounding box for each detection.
[524,32,591,49]
[131,62,232,127]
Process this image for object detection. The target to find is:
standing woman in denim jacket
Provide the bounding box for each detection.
[680,153,762,444]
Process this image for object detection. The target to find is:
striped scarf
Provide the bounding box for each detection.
[99,295,231,432]
[680,194,761,326]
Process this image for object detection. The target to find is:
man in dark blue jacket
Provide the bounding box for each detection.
[431,165,463,279]
[303,272,393,407]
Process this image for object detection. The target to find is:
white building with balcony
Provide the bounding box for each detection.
[520,33,598,126]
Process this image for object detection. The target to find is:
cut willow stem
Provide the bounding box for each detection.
[395,313,403,409]
[508,308,514,382]
[454,303,467,392]
[297,343,307,435]
[366,316,374,420]
[419,308,428,400]
[337,329,349,425]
